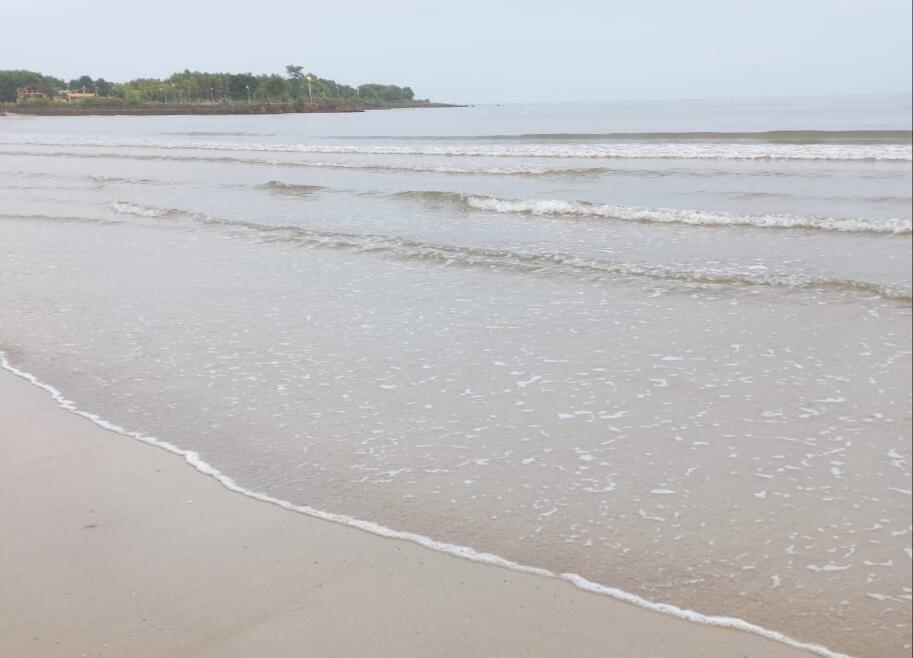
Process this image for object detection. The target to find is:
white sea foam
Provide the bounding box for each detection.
[0,352,856,658]
[101,200,913,301]
[110,200,179,218]
[806,564,852,572]
[1,136,910,161]
[15,149,913,184]
[0,148,613,177]
[290,160,588,176]
[459,195,913,234]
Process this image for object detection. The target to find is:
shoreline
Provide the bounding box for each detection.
[0,359,836,658]
[0,101,464,117]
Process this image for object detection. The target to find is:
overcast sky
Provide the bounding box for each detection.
[2,0,911,103]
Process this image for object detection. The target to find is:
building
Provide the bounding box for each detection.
[16,85,52,102]
[60,87,98,102]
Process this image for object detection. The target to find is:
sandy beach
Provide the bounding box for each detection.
[4,0,912,654]
[0,367,825,658]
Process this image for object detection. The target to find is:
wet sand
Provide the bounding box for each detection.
[0,368,823,658]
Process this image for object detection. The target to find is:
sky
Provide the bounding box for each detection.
[2,0,911,104]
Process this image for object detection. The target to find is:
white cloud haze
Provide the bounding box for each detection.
[1,0,910,103]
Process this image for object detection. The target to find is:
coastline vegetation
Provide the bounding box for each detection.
[0,66,432,113]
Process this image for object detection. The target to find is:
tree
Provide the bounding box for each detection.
[285,65,305,99]
[69,75,95,92]
[0,70,66,102]
[1,67,422,106]
[95,78,113,96]
[258,74,289,101]
[227,73,258,102]
[357,83,415,102]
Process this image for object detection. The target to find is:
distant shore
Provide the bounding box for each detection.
[1,100,464,117]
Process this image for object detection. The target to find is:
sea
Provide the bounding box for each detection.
[1,94,911,658]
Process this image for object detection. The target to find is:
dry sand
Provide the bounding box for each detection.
[0,368,820,658]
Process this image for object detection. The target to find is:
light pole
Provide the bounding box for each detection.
[306,75,313,103]
[246,85,251,104]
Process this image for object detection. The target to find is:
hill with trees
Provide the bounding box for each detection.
[1,66,448,114]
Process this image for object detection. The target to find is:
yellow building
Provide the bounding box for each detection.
[62,87,97,102]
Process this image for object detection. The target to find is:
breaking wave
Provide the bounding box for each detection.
[335,129,913,144]
[2,148,613,177]
[104,201,912,301]
[110,200,186,218]
[258,180,325,196]
[2,136,910,161]
[400,191,913,234]
[7,148,912,181]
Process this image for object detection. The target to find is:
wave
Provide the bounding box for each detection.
[719,191,913,205]
[333,130,913,145]
[90,174,162,185]
[0,212,122,226]
[0,183,78,192]
[0,352,854,658]
[258,180,324,196]
[1,149,612,177]
[0,169,57,179]
[2,136,910,161]
[110,200,186,218]
[107,201,912,300]
[8,148,913,182]
[399,191,913,235]
[163,131,274,137]
[1,170,161,187]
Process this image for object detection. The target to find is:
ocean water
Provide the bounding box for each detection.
[1,95,911,658]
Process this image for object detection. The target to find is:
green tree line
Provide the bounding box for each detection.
[1,67,418,104]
